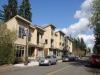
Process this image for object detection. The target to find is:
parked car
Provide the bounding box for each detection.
[69,56,75,61]
[74,56,80,61]
[62,55,78,62]
[39,55,57,66]
[89,54,100,66]
[62,55,69,62]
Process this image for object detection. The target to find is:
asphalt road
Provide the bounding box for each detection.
[0,61,100,75]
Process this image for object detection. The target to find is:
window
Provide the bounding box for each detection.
[51,39,54,47]
[45,39,48,44]
[55,33,58,37]
[37,33,39,44]
[16,45,25,58]
[59,42,61,45]
[62,43,64,46]
[19,26,25,39]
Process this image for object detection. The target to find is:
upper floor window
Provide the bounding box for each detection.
[19,26,25,39]
[59,42,61,45]
[55,33,58,37]
[45,39,48,44]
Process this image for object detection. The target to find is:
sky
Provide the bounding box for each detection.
[0,0,95,50]
[0,0,83,28]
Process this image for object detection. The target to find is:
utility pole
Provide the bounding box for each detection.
[24,28,29,65]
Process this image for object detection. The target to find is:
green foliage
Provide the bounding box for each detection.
[19,0,32,21]
[72,37,87,56]
[0,0,32,22]
[0,0,18,22]
[90,0,100,53]
[91,0,100,26]
[0,23,17,65]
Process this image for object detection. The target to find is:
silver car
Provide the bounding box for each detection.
[39,55,57,66]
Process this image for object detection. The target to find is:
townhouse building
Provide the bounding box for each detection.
[5,15,74,62]
[43,24,56,57]
[5,15,45,62]
[6,15,33,62]
[28,25,45,60]
[65,36,73,53]
[54,31,65,58]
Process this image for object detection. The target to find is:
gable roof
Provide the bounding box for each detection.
[33,24,45,31]
[55,30,65,35]
[15,15,32,25]
[43,24,56,29]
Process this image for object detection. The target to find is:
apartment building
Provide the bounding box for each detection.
[28,25,45,60]
[65,36,73,53]
[43,24,56,57]
[6,15,32,62]
[5,15,73,62]
[5,15,45,62]
[54,31,65,57]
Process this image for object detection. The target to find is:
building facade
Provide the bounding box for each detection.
[6,15,33,62]
[43,24,56,57]
[65,36,73,53]
[54,31,65,58]
[5,15,74,62]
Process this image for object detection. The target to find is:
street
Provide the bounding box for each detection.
[0,61,100,75]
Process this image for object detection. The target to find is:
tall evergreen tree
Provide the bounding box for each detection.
[91,0,100,54]
[0,0,18,22]
[19,0,32,21]
[80,38,86,50]
[72,37,87,56]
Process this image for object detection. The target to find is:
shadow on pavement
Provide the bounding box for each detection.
[70,59,100,69]
[84,66,100,75]
[69,60,100,75]
[68,60,100,75]
[69,60,86,67]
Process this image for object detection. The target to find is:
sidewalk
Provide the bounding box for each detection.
[13,61,39,67]
[0,61,39,72]
[13,59,62,68]
[0,64,13,72]
[0,60,62,72]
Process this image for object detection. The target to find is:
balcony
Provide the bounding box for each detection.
[37,38,45,48]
